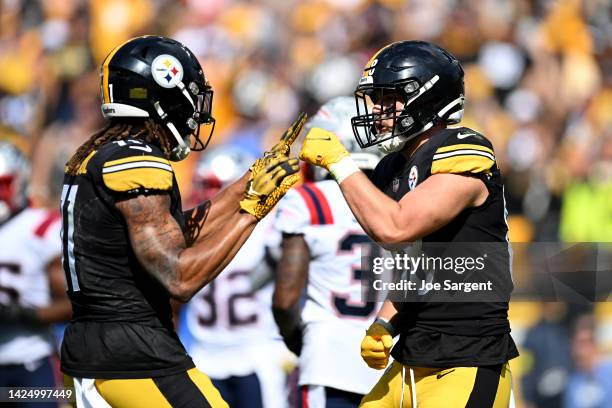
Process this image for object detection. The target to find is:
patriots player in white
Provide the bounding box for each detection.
[178,145,291,408]
[0,140,71,407]
[272,97,387,408]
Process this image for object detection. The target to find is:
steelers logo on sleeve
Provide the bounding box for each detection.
[408,165,418,190]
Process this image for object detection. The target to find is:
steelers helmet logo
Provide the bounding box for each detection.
[151,54,184,88]
[408,165,418,190]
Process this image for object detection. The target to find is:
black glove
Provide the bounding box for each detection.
[272,306,304,356]
[282,325,303,356]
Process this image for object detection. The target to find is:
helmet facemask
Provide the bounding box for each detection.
[158,80,216,161]
[353,75,453,154]
[353,76,465,155]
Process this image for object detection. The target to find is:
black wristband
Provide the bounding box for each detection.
[374,317,397,338]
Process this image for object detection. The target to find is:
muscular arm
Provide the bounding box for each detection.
[116,189,257,303]
[183,171,250,246]
[377,299,399,322]
[272,233,310,350]
[336,172,488,246]
[34,257,72,323]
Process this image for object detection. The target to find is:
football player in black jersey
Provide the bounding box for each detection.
[60,36,304,407]
[300,41,517,407]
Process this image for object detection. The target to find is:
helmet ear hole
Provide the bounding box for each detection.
[403,80,419,94]
[401,116,414,128]
[188,82,199,95]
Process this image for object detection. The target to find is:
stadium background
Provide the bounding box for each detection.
[0,0,611,406]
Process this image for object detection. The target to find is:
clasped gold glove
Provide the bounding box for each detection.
[361,321,393,370]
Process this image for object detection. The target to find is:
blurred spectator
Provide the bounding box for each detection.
[0,0,609,225]
[0,140,71,405]
[521,302,572,408]
[564,315,612,408]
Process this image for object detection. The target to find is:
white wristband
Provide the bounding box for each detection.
[329,156,359,184]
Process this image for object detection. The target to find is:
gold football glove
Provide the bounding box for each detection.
[299,127,349,170]
[240,157,301,220]
[251,112,308,175]
[299,127,360,183]
[361,321,393,370]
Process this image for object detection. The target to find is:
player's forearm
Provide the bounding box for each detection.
[35,299,72,324]
[120,194,256,302]
[44,258,72,323]
[184,172,250,245]
[338,172,407,244]
[273,235,309,311]
[378,299,400,322]
[201,171,249,228]
[372,299,403,338]
[175,212,257,301]
[272,234,309,348]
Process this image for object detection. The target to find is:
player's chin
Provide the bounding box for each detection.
[374,123,394,135]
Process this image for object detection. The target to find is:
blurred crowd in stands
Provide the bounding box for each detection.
[0,0,611,406]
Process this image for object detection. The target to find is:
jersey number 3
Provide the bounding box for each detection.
[332,233,377,318]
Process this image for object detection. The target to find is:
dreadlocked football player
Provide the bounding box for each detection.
[60,36,304,408]
[300,41,517,407]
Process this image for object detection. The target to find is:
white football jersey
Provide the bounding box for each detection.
[180,215,290,408]
[274,180,384,395]
[0,208,62,364]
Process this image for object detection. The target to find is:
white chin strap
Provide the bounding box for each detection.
[153,101,190,161]
[377,133,408,154]
[376,122,434,154]
[167,123,190,162]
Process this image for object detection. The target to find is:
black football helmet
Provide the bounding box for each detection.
[100,36,215,161]
[351,41,464,154]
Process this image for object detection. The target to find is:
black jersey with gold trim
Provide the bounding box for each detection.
[59,138,194,379]
[371,126,518,367]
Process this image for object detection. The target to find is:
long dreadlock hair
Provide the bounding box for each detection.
[65,119,173,175]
